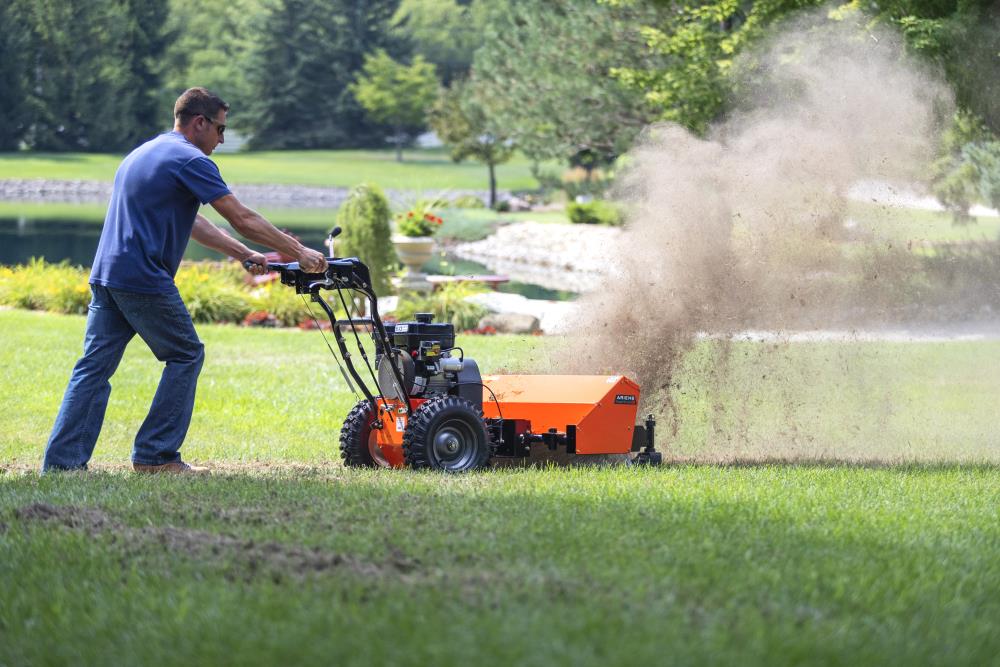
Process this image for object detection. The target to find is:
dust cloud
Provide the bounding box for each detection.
[557,12,1000,462]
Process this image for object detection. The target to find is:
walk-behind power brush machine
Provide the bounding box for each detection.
[256,229,661,472]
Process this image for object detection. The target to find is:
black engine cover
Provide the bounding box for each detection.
[387,314,455,353]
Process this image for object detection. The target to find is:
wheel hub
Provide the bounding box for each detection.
[431,422,476,469]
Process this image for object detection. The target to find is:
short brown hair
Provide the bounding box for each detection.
[173,87,229,125]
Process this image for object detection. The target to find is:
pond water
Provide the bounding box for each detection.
[0,216,576,301]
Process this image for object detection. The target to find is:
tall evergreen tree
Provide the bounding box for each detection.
[159,0,263,128]
[243,0,403,149]
[390,0,484,85]
[0,1,33,150]
[19,0,170,152]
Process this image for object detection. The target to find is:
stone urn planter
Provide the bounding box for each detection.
[392,234,435,292]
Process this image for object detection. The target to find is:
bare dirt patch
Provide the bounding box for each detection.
[14,502,120,533]
[11,502,419,581]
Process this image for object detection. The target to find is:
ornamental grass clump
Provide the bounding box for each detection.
[393,281,489,331]
[174,262,252,324]
[0,259,343,327]
[0,258,90,314]
[248,280,315,327]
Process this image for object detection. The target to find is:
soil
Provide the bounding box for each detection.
[10,502,420,581]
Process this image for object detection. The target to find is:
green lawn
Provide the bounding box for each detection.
[0,148,545,192]
[1,308,999,664]
[2,463,998,665]
[848,201,1000,243]
[1,309,998,465]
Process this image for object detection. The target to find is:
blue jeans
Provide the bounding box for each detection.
[42,284,205,471]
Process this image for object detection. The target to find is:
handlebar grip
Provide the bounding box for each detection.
[243,260,294,272]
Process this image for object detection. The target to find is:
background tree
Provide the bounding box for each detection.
[0,1,33,150]
[14,0,170,152]
[612,0,999,213]
[617,0,999,136]
[159,0,263,128]
[350,50,439,162]
[390,0,485,85]
[242,0,403,149]
[470,0,664,168]
[429,78,513,207]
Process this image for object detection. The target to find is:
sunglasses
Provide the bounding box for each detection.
[200,114,226,136]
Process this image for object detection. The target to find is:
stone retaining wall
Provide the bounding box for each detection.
[0,179,497,209]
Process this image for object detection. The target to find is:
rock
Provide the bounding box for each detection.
[467,292,579,334]
[478,312,541,334]
[453,221,621,293]
[502,195,533,211]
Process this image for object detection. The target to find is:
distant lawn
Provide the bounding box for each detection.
[0,148,545,192]
[847,201,1000,243]
[1,308,997,466]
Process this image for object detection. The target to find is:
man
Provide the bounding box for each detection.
[42,87,327,474]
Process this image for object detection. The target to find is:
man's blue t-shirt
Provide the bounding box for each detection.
[90,131,231,294]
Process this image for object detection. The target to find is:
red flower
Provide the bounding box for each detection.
[407,212,414,218]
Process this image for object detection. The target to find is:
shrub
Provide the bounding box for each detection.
[248,281,314,327]
[0,258,90,314]
[567,200,623,226]
[0,259,355,327]
[448,194,487,209]
[337,183,397,294]
[175,263,252,324]
[561,166,614,200]
[393,281,489,331]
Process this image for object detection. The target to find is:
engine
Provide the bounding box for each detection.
[376,313,482,405]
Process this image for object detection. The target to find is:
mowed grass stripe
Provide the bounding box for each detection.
[1,465,998,665]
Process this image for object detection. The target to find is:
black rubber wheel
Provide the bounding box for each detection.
[402,396,492,472]
[339,400,391,468]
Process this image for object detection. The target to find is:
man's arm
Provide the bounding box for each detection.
[209,194,327,272]
[191,213,256,258]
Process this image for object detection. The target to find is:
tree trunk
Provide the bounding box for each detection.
[488,161,497,208]
[395,125,403,162]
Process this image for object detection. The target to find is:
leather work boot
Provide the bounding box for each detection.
[132,461,211,475]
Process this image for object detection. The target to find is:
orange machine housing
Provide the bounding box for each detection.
[481,374,640,455]
[371,374,641,466]
[371,398,416,468]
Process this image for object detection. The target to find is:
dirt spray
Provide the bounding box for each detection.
[556,12,1000,462]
